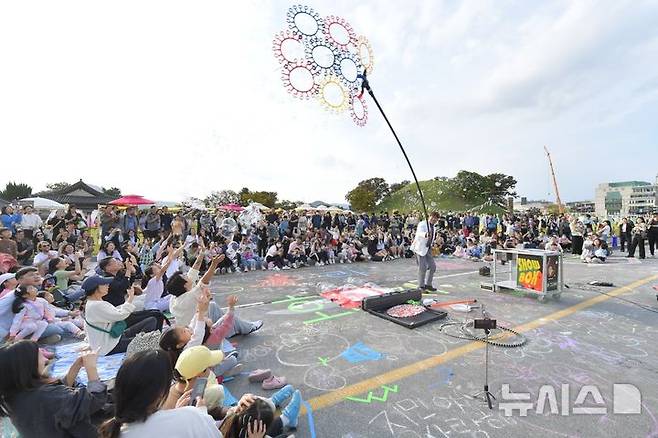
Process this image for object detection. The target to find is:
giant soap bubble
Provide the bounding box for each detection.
[219,218,238,239]
[237,204,264,228]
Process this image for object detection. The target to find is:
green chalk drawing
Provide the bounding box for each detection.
[345,385,399,404]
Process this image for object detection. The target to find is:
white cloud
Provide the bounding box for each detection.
[0,0,657,206]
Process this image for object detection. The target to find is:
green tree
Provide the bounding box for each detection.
[238,187,250,206]
[103,187,122,198]
[250,191,278,208]
[46,182,71,192]
[483,173,517,206]
[0,182,32,200]
[238,188,278,208]
[346,185,378,212]
[346,178,389,212]
[389,180,410,194]
[450,171,517,206]
[452,171,487,202]
[275,199,300,210]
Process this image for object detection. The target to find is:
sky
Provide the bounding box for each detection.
[1,0,657,205]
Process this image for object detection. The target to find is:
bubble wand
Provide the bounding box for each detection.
[274,5,429,225]
[356,69,430,226]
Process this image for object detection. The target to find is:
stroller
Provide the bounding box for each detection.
[41,274,76,310]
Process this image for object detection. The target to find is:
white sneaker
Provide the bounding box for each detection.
[282,265,291,270]
[319,262,324,266]
[273,266,280,271]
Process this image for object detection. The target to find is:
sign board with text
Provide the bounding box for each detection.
[517,254,544,292]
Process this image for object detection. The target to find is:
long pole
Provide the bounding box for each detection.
[358,71,430,228]
[544,145,564,214]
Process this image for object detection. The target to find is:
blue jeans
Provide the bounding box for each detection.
[207,302,256,338]
[63,286,85,302]
[41,323,64,340]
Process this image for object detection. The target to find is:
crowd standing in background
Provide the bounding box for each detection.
[2,203,658,276]
[0,201,657,437]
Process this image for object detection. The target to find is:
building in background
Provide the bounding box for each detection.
[514,197,552,212]
[566,201,595,213]
[38,180,118,212]
[629,180,658,216]
[594,176,658,218]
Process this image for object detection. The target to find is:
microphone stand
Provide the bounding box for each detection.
[471,305,496,409]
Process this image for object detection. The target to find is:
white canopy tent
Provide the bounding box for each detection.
[19,197,65,210]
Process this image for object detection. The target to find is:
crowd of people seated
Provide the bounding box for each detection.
[0,202,657,436]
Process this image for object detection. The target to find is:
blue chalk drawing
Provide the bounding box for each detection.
[303,400,317,438]
[345,268,368,276]
[340,341,383,363]
[438,365,454,384]
[222,386,239,407]
[325,270,348,278]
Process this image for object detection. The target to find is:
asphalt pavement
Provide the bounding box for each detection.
[213,252,658,438]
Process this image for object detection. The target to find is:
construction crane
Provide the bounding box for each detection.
[544,145,565,214]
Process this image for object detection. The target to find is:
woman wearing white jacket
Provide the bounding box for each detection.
[82,275,157,356]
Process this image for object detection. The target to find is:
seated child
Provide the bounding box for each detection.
[160,291,241,382]
[10,285,84,342]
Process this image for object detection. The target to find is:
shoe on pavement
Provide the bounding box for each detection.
[281,390,302,429]
[262,375,287,390]
[270,384,294,407]
[248,320,263,334]
[248,369,272,382]
[424,285,437,292]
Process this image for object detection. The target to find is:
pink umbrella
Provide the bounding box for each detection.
[219,203,244,212]
[109,195,156,206]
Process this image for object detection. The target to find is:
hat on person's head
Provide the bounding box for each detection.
[81,275,114,295]
[0,273,15,288]
[175,346,224,380]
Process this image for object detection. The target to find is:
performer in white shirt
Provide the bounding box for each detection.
[411,212,440,291]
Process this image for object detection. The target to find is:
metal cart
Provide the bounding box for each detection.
[490,248,564,302]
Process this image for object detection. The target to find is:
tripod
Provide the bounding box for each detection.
[471,306,496,409]
[471,327,496,409]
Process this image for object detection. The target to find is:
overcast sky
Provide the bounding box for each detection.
[1,0,657,205]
